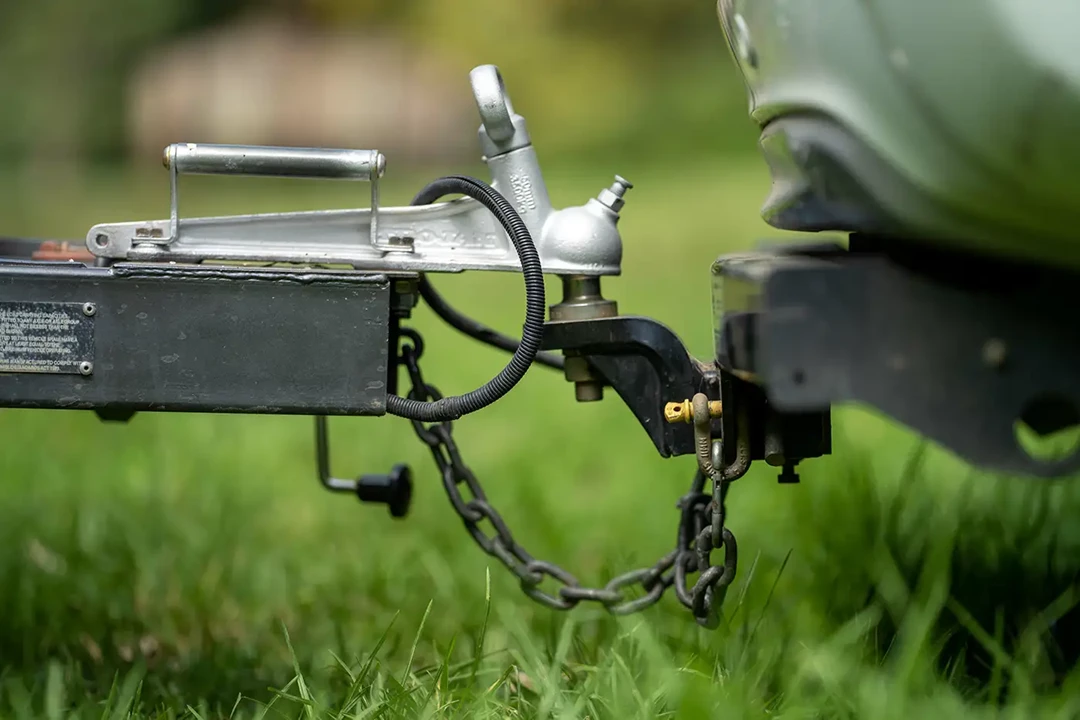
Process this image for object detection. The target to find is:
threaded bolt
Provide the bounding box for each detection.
[612,175,633,195]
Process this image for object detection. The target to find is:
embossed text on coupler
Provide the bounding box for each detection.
[509,173,537,213]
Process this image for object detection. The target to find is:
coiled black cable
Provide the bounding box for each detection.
[384,175,546,422]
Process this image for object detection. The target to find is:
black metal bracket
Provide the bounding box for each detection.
[540,315,717,458]
[538,313,832,479]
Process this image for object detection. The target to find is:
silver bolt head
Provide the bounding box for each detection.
[597,188,625,213]
[597,175,633,212]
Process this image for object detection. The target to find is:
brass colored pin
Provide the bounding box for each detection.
[664,399,722,424]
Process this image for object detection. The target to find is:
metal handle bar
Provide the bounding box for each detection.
[159,144,387,247]
[163,143,386,182]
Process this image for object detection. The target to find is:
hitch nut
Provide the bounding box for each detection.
[664,399,722,424]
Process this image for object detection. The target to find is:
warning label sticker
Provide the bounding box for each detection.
[0,302,95,374]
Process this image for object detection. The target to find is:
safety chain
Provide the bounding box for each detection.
[397,327,742,627]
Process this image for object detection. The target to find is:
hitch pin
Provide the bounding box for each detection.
[664,399,722,424]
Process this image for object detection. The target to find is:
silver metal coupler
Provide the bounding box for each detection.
[85,65,630,278]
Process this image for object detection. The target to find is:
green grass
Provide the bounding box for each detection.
[2,155,1080,718]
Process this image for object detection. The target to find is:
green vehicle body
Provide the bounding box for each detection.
[717,0,1080,268]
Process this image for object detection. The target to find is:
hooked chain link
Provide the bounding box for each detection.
[397,327,738,625]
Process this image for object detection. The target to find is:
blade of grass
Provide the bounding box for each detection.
[945,597,1028,692]
[745,549,792,652]
[470,567,493,689]
[988,607,1005,706]
[280,623,315,720]
[403,599,434,684]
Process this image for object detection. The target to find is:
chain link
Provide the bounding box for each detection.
[397,328,739,625]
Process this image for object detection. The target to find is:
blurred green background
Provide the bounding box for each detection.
[3,2,1080,718]
[0,0,756,169]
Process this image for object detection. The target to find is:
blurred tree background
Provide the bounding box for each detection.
[0,0,756,169]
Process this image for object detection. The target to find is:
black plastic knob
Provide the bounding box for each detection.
[356,464,413,518]
[777,464,801,484]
